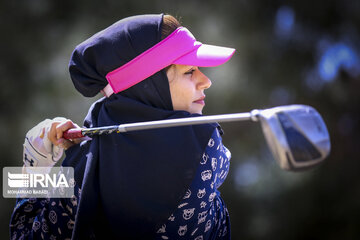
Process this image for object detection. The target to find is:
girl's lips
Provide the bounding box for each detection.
[194,96,206,105]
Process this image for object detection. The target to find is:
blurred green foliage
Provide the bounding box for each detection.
[1,0,359,239]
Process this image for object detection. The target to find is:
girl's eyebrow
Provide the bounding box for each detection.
[185,67,196,73]
[186,66,197,71]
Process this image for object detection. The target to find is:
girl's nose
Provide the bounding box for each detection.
[196,70,212,90]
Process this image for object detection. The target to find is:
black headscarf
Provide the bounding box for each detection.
[62,14,219,239]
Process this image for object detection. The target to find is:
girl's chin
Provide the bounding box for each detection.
[175,105,203,114]
[189,106,203,115]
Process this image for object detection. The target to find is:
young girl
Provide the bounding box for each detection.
[10,14,235,239]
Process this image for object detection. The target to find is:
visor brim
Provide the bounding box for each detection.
[173,43,236,67]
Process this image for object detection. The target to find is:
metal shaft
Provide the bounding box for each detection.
[117,112,253,132]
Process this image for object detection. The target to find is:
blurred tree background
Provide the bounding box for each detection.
[1,0,359,239]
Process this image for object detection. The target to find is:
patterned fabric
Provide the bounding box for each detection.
[10,129,231,239]
[155,128,231,240]
[9,186,80,240]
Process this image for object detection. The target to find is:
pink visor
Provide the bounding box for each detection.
[103,27,235,97]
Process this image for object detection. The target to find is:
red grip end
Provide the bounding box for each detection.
[63,129,84,140]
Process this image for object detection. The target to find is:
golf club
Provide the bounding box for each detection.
[63,104,331,171]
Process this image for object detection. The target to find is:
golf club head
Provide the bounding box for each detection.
[251,105,331,171]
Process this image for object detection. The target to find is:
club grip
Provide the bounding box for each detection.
[63,129,84,139]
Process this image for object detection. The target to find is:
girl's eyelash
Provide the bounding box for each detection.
[185,69,195,74]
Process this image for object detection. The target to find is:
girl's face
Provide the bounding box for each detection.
[166,64,212,114]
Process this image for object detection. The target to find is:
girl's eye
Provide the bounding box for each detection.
[185,69,195,75]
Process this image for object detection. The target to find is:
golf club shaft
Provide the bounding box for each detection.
[63,112,254,139]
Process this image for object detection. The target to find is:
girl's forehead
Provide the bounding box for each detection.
[174,64,196,71]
